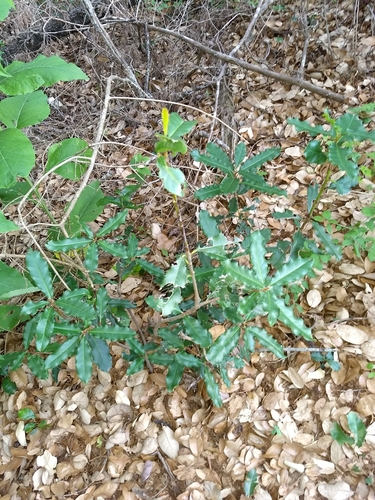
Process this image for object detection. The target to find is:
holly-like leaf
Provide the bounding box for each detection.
[44,336,80,369]
[201,366,222,407]
[96,210,128,237]
[46,237,92,252]
[245,326,285,359]
[166,359,184,391]
[35,307,55,351]
[182,316,212,348]
[206,326,240,365]
[26,250,54,298]
[87,335,111,371]
[76,336,93,384]
[90,325,136,341]
[191,142,233,175]
[347,412,366,447]
[162,255,188,287]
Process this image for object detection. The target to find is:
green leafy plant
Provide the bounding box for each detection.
[366,362,375,379]
[17,407,49,434]
[331,411,367,448]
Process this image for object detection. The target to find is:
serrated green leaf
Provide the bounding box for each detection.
[206,326,240,365]
[249,231,268,282]
[127,337,145,356]
[304,140,327,164]
[35,307,55,351]
[269,257,313,288]
[0,260,38,300]
[331,422,355,445]
[18,408,36,420]
[2,377,17,394]
[239,147,281,173]
[90,325,136,341]
[238,293,259,316]
[287,118,332,137]
[158,327,186,349]
[136,259,165,280]
[336,113,375,142]
[194,183,222,201]
[234,142,246,168]
[183,316,212,348]
[220,176,239,194]
[95,287,109,323]
[328,143,358,178]
[150,287,182,316]
[27,355,48,379]
[191,142,234,175]
[246,326,285,359]
[312,222,342,260]
[148,352,176,365]
[175,351,203,369]
[201,366,222,407]
[126,357,145,375]
[87,335,111,371]
[240,171,286,196]
[166,359,185,391]
[223,259,264,288]
[23,316,38,349]
[162,255,188,287]
[26,250,54,298]
[44,336,80,369]
[199,233,237,259]
[199,210,220,238]
[157,156,185,196]
[46,237,92,252]
[98,240,128,258]
[76,336,93,384]
[273,296,313,340]
[55,297,96,322]
[96,210,129,237]
[347,412,366,447]
[66,181,105,236]
[0,351,25,371]
[83,242,99,272]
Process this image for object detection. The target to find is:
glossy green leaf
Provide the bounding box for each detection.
[137,259,165,280]
[175,351,203,369]
[336,112,375,142]
[46,237,92,252]
[90,325,136,341]
[126,358,145,375]
[194,184,222,201]
[98,240,127,258]
[58,289,90,300]
[246,326,285,359]
[23,316,38,349]
[234,142,246,168]
[287,118,332,137]
[0,181,30,203]
[206,326,240,365]
[239,147,281,173]
[0,260,38,300]
[191,143,234,175]
[199,210,220,238]
[95,288,109,323]
[240,171,286,196]
[328,143,358,178]
[166,359,185,391]
[273,296,313,340]
[0,91,49,129]
[238,293,259,316]
[199,233,236,260]
[18,407,36,420]
[166,112,196,139]
[312,222,342,260]
[244,469,258,496]
[83,242,99,272]
[96,210,129,237]
[148,352,176,365]
[249,231,268,282]
[158,327,186,349]
[44,336,80,369]
[157,156,185,196]
[347,412,366,447]
[35,307,55,351]
[55,297,96,322]
[269,257,313,288]
[53,322,82,337]
[66,181,105,236]
[76,336,93,384]
[304,140,327,164]
[201,366,222,407]
[330,422,355,446]
[183,316,212,348]
[0,128,35,188]
[0,305,22,332]
[162,255,188,287]
[26,250,54,298]
[87,335,111,371]
[220,176,239,194]
[223,259,264,288]
[27,355,48,379]
[0,210,20,233]
[45,138,92,180]
[151,287,182,316]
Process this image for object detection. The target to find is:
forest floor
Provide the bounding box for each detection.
[1,0,375,499]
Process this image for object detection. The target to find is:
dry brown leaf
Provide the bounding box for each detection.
[318,481,354,500]
[336,325,368,345]
[158,427,179,459]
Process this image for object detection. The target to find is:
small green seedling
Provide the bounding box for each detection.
[18,408,49,434]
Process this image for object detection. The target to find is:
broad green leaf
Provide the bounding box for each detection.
[166,359,185,391]
[0,181,30,203]
[148,352,176,365]
[167,112,196,139]
[126,357,145,375]
[53,323,82,337]
[162,255,188,287]
[83,242,99,272]
[98,240,127,258]
[158,327,186,349]
[18,408,36,420]
[328,143,358,178]
[273,296,313,340]
[66,181,105,236]
[246,326,285,359]
[23,316,38,349]
[0,351,25,371]
[90,325,136,341]
[55,297,96,322]
[148,287,182,316]
[238,293,259,316]
[244,469,258,496]
[2,377,17,394]
[194,184,222,201]
[199,233,237,260]
[96,210,128,237]
[125,233,139,259]
[35,307,55,351]
[175,351,203,369]
[220,176,239,194]
[155,136,187,155]
[0,55,88,96]
[0,128,35,188]
[347,412,366,447]
[76,336,93,383]
[312,222,342,260]
[223,259,264,288]
[191,143,234,175]
[330,422,355,446]
[157,156,185,196]
[287,118,332,137]
[0,210,20,233]
[269,257,313,288]
[234,142,246,168]
[239,147,281,173]
[307,183,319,212]
[304,139,327,164]
[127,337,145,356]
[45,336,80,369]
[87,335,111,371]
[206,326,240,365]
[336,113,375,142]
[0,261,39,300]
[26,250,54,298]
[0,0,14,21]
[0,91,49,129]
[0,305,22,332]
[27,355,48,379]
[57,289,90,300]
[249,231,268,282]
[45,138,92,180]
[240,171,286,196]
[199,210,220,238]
[46,237,92,252]
[183,316,212,348]
[201,366,222,407]
[96,288,109,323]
[136,259,165,280]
